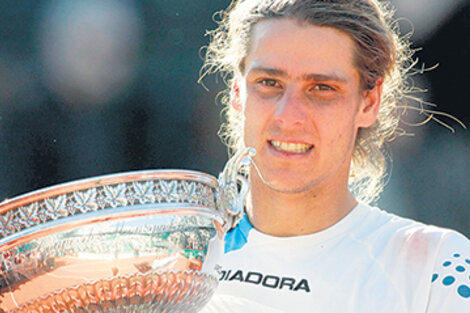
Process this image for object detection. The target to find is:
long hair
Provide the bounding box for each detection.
[201,0,415,203]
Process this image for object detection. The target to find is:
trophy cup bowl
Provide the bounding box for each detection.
[0,149,255,313]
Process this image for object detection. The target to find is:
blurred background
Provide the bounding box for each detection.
[0,0,468,237]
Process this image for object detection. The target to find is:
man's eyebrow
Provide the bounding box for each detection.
[247,67,288,77]
[302,72,349,83]
[247,67,348,83]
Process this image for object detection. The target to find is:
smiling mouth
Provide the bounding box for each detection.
[269,140,313,154]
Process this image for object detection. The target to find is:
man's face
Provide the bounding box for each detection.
[234,18,379,194]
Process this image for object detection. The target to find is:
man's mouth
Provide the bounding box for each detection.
[269,140,313,154]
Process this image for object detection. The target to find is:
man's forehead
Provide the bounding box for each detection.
[240,18,359,84]
[248,18,355,49]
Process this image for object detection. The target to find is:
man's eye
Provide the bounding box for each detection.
[312,84,334,91]
[259,79,279,88]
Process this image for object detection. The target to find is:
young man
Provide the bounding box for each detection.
[201,0,470,312]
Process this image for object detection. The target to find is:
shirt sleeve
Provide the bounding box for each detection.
[425,230,470,312]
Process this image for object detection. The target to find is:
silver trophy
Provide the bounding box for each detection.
[0,148,255,313]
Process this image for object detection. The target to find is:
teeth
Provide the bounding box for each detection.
[270,141,313,153]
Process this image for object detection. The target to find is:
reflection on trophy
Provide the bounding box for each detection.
[0,148,255,312]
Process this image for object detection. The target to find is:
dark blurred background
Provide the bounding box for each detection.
[0,0,468,237]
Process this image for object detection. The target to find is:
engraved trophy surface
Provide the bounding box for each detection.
[0,148,255,313]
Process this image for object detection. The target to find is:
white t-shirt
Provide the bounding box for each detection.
[201,203,470,313]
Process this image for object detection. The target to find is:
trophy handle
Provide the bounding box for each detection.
[217,147,256,231]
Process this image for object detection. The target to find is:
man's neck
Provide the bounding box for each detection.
[245,175,357,237]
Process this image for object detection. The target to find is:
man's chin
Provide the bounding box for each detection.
[249,166,317,194]
[256,177,316,194]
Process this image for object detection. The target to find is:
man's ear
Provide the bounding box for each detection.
[231,79,243,112]
[356,79,382,128]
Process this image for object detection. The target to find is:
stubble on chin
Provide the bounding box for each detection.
[249,166,319,195]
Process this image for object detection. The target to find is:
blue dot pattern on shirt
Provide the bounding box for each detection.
[443,276,455,286]
[458,285,470,298]
[431,252,470,299]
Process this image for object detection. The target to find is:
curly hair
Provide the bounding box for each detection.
[201,0,414,203]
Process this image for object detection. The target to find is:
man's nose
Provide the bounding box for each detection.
[274,88,307,127]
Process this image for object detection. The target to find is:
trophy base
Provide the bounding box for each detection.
[10,271,218,313]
